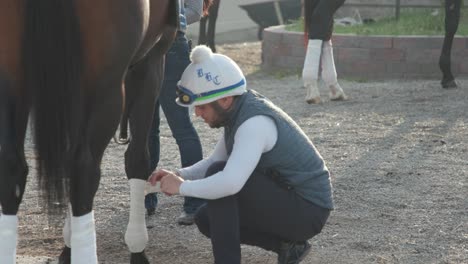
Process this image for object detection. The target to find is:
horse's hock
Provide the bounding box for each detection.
[262,25,468,80]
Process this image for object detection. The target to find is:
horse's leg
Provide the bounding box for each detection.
[303,0,344,104]
[302,0,322,104]
[0,78,29,264]
[124,47,166,264]
[58,206,72,264]
[207,0,220,52]
[439,0,461,89]
[199,15,208,45]
[63,76,124,264]
[321,40,346,101]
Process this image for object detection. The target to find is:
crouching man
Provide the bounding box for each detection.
[149,45,333,264]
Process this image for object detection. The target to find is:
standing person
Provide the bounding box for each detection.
[145,0,207,225]
[302,0,347,104]
[149,46,333,264]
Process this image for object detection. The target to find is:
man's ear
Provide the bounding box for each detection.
[219,96,234,110]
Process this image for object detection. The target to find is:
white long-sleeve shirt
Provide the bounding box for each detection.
[178,115,278,199]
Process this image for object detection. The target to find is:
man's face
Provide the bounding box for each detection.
[194,100,230,128]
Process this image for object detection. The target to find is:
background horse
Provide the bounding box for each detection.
[302,0,347,104]
[0,1,178,263]
[439,0,461,88]
[198,0,221,52]
[302,0,462,95]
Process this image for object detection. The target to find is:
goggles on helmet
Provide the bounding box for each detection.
[176,79,245,105]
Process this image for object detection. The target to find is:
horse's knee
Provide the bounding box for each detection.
[69,146,100,215]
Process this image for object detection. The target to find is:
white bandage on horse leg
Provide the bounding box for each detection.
[302,39,323,84]
[71,211,97,264]
[321,40,346,100]
[0,214,18,264]
[125,179,148,253]
[63,204,72,248]
[302,40,323,103]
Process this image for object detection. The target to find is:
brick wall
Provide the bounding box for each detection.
[262,25,468,80]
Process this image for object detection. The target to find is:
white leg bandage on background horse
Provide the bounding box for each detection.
[71,212,97,264]
[63,204,72,248]
[0,214,18,264]
[302,39,323,104]
[125,179,148,253]
[321,40,346,101]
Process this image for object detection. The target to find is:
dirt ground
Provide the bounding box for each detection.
[12,41,468,264]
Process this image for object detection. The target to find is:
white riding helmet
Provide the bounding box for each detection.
[176,45,247,107]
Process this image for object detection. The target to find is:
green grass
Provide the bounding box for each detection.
[285,9,468,36]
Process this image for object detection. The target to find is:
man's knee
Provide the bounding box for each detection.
[194,205,211,238]
[205,161,226,177]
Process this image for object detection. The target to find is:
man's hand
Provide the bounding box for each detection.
[148,169,184,196]
[148,169,172,185]
[160,173,184,196]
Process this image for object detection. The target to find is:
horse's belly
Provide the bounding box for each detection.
[0,1,23,81]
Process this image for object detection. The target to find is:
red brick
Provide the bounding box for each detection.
[282,32,306,47]
[393,36,443,49]
[338,60,386,75]
[451,37,466,51]
[458,61,468,74]
[336,47,371,62]
[405,49,440,63]
[262,29,283,43]
[332,35,392,49]
[370,48,405,61]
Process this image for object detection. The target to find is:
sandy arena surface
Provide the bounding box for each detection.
[9,41,468,264]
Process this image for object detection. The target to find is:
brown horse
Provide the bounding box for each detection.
[0,1,178,263]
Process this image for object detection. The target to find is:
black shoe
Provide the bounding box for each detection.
[147,208,156,216]
[277,241,311,264]
[176,212,195,225]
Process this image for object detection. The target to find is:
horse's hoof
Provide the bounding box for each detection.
[441,79,458,89]
[58,246,71,264]
[130,251,150,264]
[330,93,348,101]
[306,97,321,104]
[113,134,131,145]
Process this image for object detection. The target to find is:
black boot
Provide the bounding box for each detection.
[277,240,311,264]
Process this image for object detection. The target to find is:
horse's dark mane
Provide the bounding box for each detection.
[23,0,84,213]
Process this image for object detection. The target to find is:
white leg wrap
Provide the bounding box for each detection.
[71,212,97,264]
[125,179,148,253]
[0,215,18,264]
[322,40,346,100]
[63,205,72,248]
[302,40,323,103]
[305,81,321,104]
[302,40,323,84]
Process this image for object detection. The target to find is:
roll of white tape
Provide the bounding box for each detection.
[144,181,161,194]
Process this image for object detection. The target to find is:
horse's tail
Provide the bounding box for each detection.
[23,0,84,212]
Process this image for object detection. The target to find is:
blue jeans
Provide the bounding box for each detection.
[146,33,205,214]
